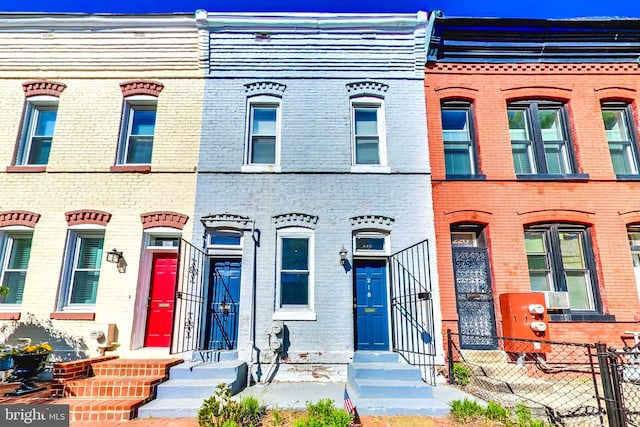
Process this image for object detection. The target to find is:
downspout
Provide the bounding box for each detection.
[247,221,259,387]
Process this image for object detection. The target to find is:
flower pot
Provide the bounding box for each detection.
[4,352,49,396]
[0,357,12,371]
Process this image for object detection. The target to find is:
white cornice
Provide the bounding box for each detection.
[0,13,195,32]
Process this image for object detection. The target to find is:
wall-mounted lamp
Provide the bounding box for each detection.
[106,248,123,264]
[339,246,348,266]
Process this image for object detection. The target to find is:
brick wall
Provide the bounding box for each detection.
[426,62,640,347]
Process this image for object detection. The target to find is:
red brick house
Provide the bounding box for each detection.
[425,14,640,349]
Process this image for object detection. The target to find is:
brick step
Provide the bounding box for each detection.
[56,397,148,422]
[63,376,163,398]
[90,358,182,378]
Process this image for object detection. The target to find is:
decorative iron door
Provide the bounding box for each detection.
[452,248,498,349]
[205,259,241,350]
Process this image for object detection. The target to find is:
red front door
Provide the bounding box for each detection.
[144,252,178,347]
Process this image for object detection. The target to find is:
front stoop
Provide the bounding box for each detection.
[55,358,182,422]
[347,351,445,416]
[137,352,247,418]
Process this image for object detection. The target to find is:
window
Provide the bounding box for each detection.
[524,224,598,311]
[118,98,157,164]
[245,96,280,167]
[0,233,32,304]
[508,100,575,175]
[353,231,390,256]
[351,97,387,168]
[16,99,58,165]
[59,231,104,308]
[275,228,314,319]
[602,102,639,176]
[441,101,477,176]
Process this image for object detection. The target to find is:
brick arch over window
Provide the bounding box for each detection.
[22,80,66,98]
[501,86,571,103]
[0,210,41,228]
[141,211,189,230]
[434,86,478,101]
[619,210,640,225]
[346,81,388,98]
[65,209,112,227]
[595,87,637,103]
[443,209,492,226]
[244,81,287,97]
[518,209,594,226]
[119,80,164,97]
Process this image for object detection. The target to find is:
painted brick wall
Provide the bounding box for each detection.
[426,62,640,348]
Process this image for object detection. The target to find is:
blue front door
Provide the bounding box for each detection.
[354,259,389,350]
[205,259,241,350]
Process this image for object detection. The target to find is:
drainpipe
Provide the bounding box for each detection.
[247,222,259,387]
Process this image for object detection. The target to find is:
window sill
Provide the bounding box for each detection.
[516,173,589,182]
[50,312,95,320]
[549,312,615,322]
[350,165,391,174]
[5,165,46,173]
[110,165,151,173]
[272,311,317,321]
[241,164,281,173]
[0,312,21,320]
[616,174,640,181]
[446,174,486,180]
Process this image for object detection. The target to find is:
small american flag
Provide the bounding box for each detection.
[344,387,360,426]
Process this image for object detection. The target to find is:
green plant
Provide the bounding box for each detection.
[198,384,265,427]
[0,286,9,297]
[449,399,550,427]
[292,399,353,427]
[515,403,548,427]
[271,408,283,426]
[449,398,485,423]
[485,400,510,424]
[452,362,472,386]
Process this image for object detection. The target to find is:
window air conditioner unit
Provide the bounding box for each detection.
[544,291,570,310]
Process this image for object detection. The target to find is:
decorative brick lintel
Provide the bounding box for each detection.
[141,211,189,230]
[119,80,164,97]
[64,210,111,227]
[49,312,96,320]
[22,80,66,97]
[0,312,20,320]
[0,210,41,228]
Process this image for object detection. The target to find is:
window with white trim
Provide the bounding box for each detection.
[0,232,32,305]
[59,230,104,309]
[275,228,314,318]
[351,97,387,167]
[352,231,390,256]
[16,97,58,165]
[117,97,157,164]
[245,95,281,168]
[602,101,640,176]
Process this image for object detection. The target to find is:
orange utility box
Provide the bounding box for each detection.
[499,292,550,353]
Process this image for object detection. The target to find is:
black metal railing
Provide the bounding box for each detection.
[390,239,436,385]
[170,238,207,355]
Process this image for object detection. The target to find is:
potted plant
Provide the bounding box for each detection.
[0,344,13,371]
[5,342,52,396]
[0,285,9,303]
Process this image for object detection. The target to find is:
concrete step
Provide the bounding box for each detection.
[352,351,400,364]
[138,397,203,419]
[466,361,527,377]
[352,396,449,416]
[168,360,246,380]
[348,361,423,381]
[470,374,552,394]
[190,350,238,363]
[349,378,433,398]
[461,349,509,365]
[156,378,244,399]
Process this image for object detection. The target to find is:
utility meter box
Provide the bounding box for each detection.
[499,293,550,353]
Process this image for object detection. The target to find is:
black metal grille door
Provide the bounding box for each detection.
[452,248,498,349]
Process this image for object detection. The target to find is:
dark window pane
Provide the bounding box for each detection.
[282,238,308,270]
[281,272,309,305]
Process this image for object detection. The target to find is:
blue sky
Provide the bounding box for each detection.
[2,0,640,19]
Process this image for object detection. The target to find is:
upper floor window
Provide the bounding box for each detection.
[602,102,639,176]
[524,224,598,312]
[508,100,575,176]
[117,97,157,165]
[441,100,477,176]
[0,232,32,305]
[16,97,58,166]
[245,95,281,169]
[59,230,104,309]
[351,97,387,169]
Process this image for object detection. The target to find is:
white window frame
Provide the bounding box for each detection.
[143,227,182,250]
[274,227,315,321]
[352,231,390,257]
[242,95,282,173]
[117,95,157,165]
[206,229,244,256]
[16,96,58,166]
[0,228,33,309]
[350,96,389,173]
[58,227,105,311]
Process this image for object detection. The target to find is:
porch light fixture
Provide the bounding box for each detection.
[339,246,348,266]
[106,248,122,264]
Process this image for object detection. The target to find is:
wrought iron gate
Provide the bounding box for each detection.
[170,239,207,354]
[452,247,498,350]
[389,239,437,385]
